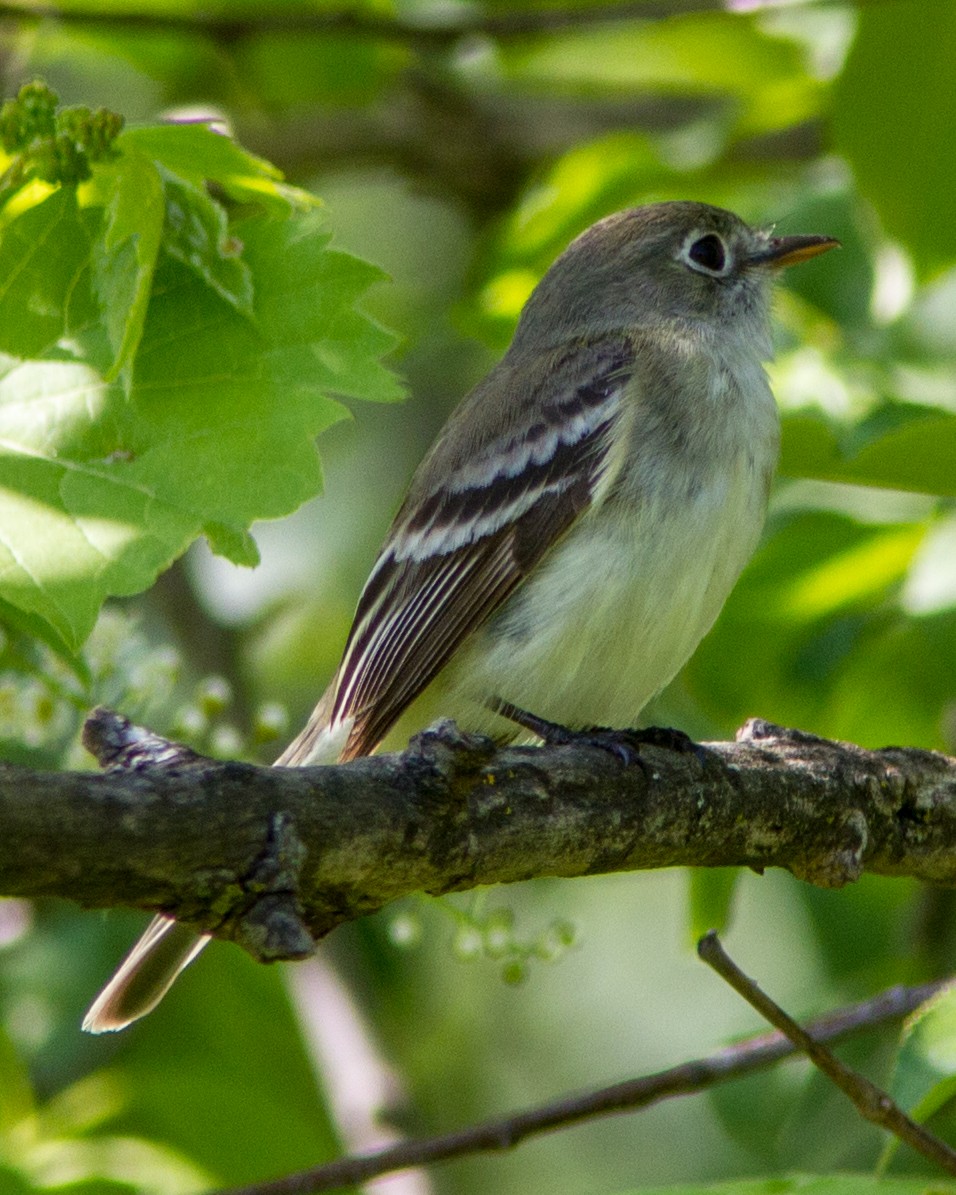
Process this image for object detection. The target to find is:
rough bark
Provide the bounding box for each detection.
[2,710,954,964]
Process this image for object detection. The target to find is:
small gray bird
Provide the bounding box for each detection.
[84,200,838,1032]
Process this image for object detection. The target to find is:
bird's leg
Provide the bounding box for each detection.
[488,697,701,767]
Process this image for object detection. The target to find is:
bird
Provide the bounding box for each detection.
[83,200,838,1032]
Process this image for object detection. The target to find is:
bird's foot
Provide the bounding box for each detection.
[490,699,703,768]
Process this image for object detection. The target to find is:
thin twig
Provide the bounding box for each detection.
[212,976,950,1195]
[698,931,956,1177]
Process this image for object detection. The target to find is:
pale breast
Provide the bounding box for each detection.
[449,346,779,731]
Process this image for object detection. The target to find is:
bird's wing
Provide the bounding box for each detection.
[297,334,635,763]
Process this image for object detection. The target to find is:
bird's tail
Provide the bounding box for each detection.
[273,682,352,765]
[83,679,349,1033]
[82,915,209,1033]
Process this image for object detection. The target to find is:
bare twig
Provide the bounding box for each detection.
[212,976,950,1195]
[698,931,956,1176]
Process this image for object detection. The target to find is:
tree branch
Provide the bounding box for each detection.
[2,710,955,962]
[213,974,953,1195]
[699,932,956,1176]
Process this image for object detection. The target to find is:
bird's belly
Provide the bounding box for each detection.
[452,463,766,732]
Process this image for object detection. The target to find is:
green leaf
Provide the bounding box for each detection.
[734,511,925,625]
[0,195,400,650]
[834,0,956,276]
[0,594,85,665]
[203,522,259,567]
[882,984,956,1170]
[160,169,253,315]
[14,1134,209,1194]
[0,1012,208,1194]
[769,192,876,333]
[891,983,956,1110]
[776,524,925,622]
[780,408,956,498]
[499,132,676,262]
[245,213,402,402]
[0,185,95,359]
[89,146,165,384]
[0,357,157,650]
[120,123,314,213]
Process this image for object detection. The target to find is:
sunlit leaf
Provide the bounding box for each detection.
[779,524,924,620]
[0,178,400,650]
[120,123,307,212]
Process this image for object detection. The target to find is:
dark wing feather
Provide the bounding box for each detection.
[332,335,635,759]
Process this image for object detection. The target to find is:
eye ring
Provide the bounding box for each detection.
[684,232,728,275]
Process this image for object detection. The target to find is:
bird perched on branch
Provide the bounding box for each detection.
[84,200,838,1033]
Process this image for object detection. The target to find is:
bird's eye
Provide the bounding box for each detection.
[687,233,727,274]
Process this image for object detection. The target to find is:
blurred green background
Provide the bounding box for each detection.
[2,1,956,1192]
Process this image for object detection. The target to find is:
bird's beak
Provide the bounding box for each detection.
[748,234,841,269]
